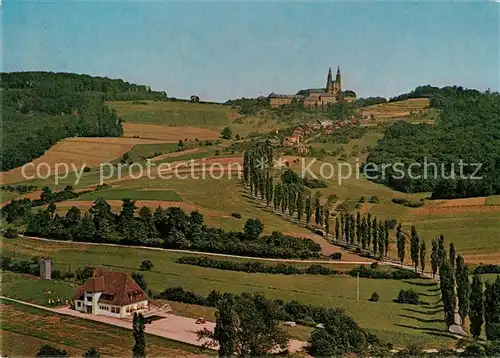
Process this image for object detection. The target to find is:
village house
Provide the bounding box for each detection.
[293,128,305,137]
[323,125,334,135]
[283,135,300,146]
[297,145,309,155]
[317,119,333,128]
[258,137,280,147]
[74,269,149,318]
[293,125,313,138]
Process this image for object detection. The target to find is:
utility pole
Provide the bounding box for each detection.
[357,272,360,301]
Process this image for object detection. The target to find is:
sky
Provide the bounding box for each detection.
[3,1,499,102]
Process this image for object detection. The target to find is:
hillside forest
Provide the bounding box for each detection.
[0,72,169,171]
[366,89,500,198]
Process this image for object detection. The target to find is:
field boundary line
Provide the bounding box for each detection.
[14,234,372,265]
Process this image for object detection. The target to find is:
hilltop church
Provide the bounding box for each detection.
[269,67,353,108]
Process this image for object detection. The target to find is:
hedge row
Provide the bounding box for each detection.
[348,265,421,280]
[472,264,500,275]
[176,256,421,280]
[176,256,340,276]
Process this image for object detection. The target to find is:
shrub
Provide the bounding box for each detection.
[473,264,500,275]
[349,265,419,280]
[139,260,154,271]
[83,166,91,173]
[61,271,75,280]
[327,194,339,204]
[176,256,340,276]
[330,252,342,260]
[387,219,398,230]
[221,127,232,139]
[302,178,328,189]
[52,269,62,280]
[391,198,424,207]
[335,203,348,212]
[369,292,380,302]
[3,227,18,238]
[36,344,69,357]
[231,212,242,219]
[396,289,420,305]
[368,196,379,203]
[156,286,208,306]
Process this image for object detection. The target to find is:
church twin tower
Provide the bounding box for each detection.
[268,66,345,108]
[326,66,342,96]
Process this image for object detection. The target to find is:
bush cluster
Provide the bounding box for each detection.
[0,256,40,276]
[349,265,420,280]
[329,252,342,260]
[176,257,419,282]
[391,198,425,208]
[3,200,322,260]
[396,289,420,305]
[0,185,37,193]
[156,286,377,331]
[301,178,328,189]
[472,264,500,275]
[176,256,340,276]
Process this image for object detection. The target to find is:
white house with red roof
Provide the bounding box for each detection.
[74,269,149,318]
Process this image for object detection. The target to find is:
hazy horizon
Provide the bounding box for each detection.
[4,1,499,102]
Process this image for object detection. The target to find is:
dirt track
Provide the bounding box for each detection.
[18,235,374,265]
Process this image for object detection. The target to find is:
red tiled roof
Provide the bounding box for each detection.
[74,269,148,306]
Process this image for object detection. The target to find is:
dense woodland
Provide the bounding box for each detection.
[389,85,481,107]
[0,71,170,171]
[366,90,500,198]
[1,72,168,100]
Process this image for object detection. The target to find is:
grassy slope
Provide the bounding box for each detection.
[485,195,500,205]
[401,211,500,258]
[1,237,456,348]
[8,147,217,190]
[76,188,182,202]
[1,191,25,203]
[359,98,431,119]
[7,124,500,261]
[284,128,500,262]
[107,101,232,129]
[124,142,182,162]
[0,298,212,357]
[113,176,309,234]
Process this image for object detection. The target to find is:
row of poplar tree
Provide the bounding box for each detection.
[243,142,500,340]
[243,143,393,258]
[437,239,500,341]
[398,228,500,341]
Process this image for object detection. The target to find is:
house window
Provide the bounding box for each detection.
[111,307,120,314]
[86,295,92,302]
[76,302,81,307]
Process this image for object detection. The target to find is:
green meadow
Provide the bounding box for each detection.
[1,237,457,349]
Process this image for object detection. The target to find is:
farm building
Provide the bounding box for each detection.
[283,135,300,146]
[74,269,149,318]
